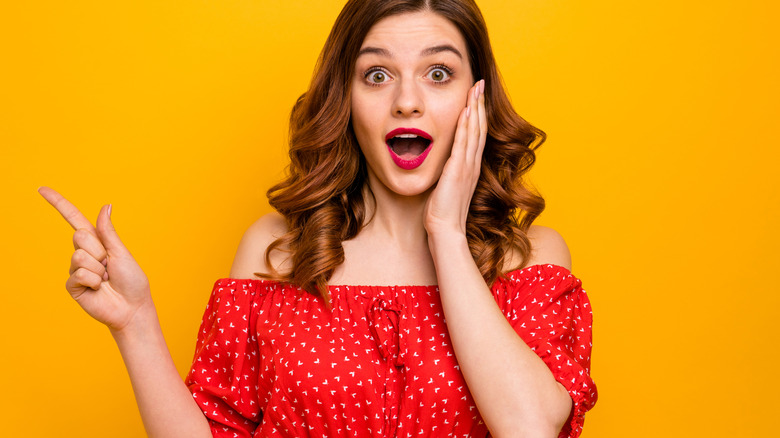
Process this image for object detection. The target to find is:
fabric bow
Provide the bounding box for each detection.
[367,298,406,367]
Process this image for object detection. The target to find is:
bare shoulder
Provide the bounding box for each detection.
[229,212,290,279]
[504,225,572,271]
[526,225,572,270]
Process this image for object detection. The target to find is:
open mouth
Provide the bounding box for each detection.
[385,128,433,170]
[387,134,432,159]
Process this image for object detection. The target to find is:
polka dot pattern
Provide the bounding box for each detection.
[185,264,596,437]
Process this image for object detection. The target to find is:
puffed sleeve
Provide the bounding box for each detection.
[186,279,263,437]
[492,264,598,438]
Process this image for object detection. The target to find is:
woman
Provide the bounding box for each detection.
[40,0,596,437]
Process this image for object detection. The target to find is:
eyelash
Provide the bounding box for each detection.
[428,64,454,85]
[363,67,391,87]
[361,64,455,87]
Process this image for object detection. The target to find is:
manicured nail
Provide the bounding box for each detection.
[474,85,480,99]
[108,204,112,218]
[465,107,471,118]
[480,79,485,94]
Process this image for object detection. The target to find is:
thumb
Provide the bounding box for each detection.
[96,204,129,256]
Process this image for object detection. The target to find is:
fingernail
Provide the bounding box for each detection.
[108,204,113,218]
[465,107,471,118]
[480,79,485,94]
[474,85,480,99]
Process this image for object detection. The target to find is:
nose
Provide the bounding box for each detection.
[391,79,424,118]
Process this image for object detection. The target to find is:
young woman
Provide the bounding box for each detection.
[40,0,597,437]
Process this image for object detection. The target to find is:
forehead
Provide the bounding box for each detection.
[359,11,467,57]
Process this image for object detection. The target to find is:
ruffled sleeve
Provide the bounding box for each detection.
[185,279,263,437]
[492,264,598,438]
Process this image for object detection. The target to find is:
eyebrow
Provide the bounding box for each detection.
[421,44,463,59]
[357,44,463,59]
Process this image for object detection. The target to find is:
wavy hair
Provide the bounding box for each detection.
[263,0,545,299]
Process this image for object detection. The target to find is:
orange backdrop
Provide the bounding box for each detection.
[2,1,778,436]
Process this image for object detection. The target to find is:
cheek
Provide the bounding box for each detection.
[350,95,372,144]
[432,90,470,143]
[350,101,383,167]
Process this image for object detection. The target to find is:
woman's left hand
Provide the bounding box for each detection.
[424,79,487,238]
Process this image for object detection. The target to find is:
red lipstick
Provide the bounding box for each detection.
[385,128,433,170]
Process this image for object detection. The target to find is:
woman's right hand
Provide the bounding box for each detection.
[39,187,152,332]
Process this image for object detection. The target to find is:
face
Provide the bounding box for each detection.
[351,11,474,198]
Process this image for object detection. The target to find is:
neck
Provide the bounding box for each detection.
[361,179,431,251]
[329,173,439,286]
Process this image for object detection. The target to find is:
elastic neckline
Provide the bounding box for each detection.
[218,263,572,289]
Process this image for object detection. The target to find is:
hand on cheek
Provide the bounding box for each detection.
[424,79,487,238]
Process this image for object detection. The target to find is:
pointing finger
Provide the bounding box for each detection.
[38,186,96,233]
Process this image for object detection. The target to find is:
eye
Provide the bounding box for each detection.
[427,65,453,83]
[365,68,391,85]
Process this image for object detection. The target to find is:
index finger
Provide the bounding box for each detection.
[476,80,487,161]
[38,186,96,232]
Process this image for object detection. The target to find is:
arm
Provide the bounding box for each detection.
[423,83,571,437]
[39,188,211,438]
[112,304,212,438]
[428,228,573,438]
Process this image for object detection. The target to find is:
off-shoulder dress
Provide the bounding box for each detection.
[186,264,597,438]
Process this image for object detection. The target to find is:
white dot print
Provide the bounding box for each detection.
[185,264,596,437]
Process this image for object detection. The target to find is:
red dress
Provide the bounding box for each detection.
[186,264,597,437]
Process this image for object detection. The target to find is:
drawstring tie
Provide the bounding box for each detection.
[367,298,406,367]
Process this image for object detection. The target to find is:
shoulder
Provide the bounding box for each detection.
[229,212,290,279]
[506,225,572,271]
[527,225,572,270]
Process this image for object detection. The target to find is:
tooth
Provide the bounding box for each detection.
[395,134,418,138]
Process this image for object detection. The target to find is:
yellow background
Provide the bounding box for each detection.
[2,0,778,436]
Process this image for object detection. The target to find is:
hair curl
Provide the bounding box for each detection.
[263,0,545,300]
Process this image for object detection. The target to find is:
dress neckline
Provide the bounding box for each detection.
[218,263,572,289]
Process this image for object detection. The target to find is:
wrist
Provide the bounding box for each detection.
[110,299,160,343]
[427,228,470,260]
[425,220,467,241]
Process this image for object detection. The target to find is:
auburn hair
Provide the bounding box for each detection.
[263,0,545,300]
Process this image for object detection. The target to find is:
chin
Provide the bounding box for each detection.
[377,170,440,198]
